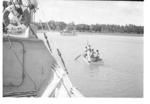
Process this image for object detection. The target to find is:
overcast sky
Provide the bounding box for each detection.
[35,0,143,26]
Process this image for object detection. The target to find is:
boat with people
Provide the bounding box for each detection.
[82,55,104,65]
[82,44,104,65]
[74,43,104,65]
[3,0,83,97]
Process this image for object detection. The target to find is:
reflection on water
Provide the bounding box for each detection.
[89,65,101,78]
[86,63,102,77]
[38,32,143,97]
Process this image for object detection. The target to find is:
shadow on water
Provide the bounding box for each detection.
[89,64,100,77]
[82,61,105,78]
[74,57,110,78]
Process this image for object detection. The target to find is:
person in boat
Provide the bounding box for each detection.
[86,45,92,55]
[84,44,93,62]
[3,0,13,33]
[3,0,26,34]
[87,44,92,52]
[86,48,92,63]
[95,50,101,61]
[3,0,12,11]
[83,46,88,58]
[90,49,94,58]
[90,49,98,62]
[3,0,38,38]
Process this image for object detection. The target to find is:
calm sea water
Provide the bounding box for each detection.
[38,31,143,97]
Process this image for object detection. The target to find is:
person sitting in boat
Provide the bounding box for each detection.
[90,49,94,57]
[90,49,97,62]
[3,0,38,38]
[3,1,26,34]
[95,50,101,61]
[3,0,12,11]
[3,0,13,33]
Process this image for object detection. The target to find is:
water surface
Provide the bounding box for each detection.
[38,32,143,97]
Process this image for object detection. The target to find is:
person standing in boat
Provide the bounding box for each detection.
[84,46,88,58]
[87,45,92,52]
[86,45,92,62]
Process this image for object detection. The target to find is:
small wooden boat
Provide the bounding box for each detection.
[82,55,104,65]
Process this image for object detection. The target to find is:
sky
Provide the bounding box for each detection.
[35,0,143,26]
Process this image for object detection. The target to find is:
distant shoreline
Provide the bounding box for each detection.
[37,30,143,37]
[76,32,143,37]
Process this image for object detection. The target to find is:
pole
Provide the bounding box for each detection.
[29,24,38,38]
[39,20,52,52]
[57,49,69,74]
[44,33,52,52]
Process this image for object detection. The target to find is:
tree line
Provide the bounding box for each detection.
[35,20,144,34]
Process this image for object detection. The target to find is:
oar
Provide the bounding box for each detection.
[74,54,81,60]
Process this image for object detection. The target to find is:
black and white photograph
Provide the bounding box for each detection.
[2,0,144,99]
